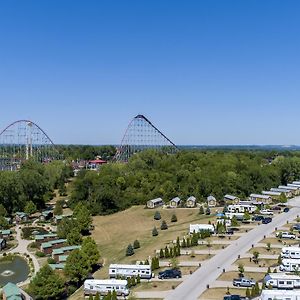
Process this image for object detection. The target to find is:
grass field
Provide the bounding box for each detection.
[217,271,265,282]
[234,258,278,268]
[248,247,281,255]
[91,206,215,278]
[132,281,180,292]
[198,287,247,300]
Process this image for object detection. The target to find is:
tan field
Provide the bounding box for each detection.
[199,287,247,300]
[218,271,265,282]
[248,247,281,256]
[234,258,278,268]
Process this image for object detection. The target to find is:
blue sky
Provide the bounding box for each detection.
[1,1,300,145]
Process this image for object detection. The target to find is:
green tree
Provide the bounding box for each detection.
[205,207,211,215]
[171,214,177,222]
[73,202,92,233]
[133,240,140,249]
[94,292,100,300]
[88,295,93,300]
[238,263,244,277]
[0,216,9,229]
[154,211,161,220]
[253,251,260,264]
[67,228,82,245]
[126,244,134,256]
[58,181,67,196]
[152,226,158,236]
[161,220,168,230]
[246,287,251,298]
[111,290,117,300]
[57,218,77,239]
[231,216,239,227]
[53,200,63,216]
[266,242,271,251]
[64,249,91,283]
[164,246,170,258]
[243,211,251,221]
[24,200,37,215]
[159,248,164,258]
[0,204,7,217]
[199,206,204,215]
[29,264,65,299]
[279,193,287,203]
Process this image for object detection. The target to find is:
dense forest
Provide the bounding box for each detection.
[70,150,300,215]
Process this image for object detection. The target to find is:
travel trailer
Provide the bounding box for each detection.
[189,224,214,234]
[227,204,256,214]
[109,264,152,279]
[281,247,300,259]
[84,279,129,296]
[264,273,300,289]
[280,259,300,272]
[260,289,300,300]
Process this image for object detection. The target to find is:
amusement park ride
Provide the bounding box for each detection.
[0,115,178,170]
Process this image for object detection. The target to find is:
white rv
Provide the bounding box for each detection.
[227,204,256,214]
[84,279,129,296]
[225,212,245,220]
[264,273,300,289]
[280,259,300,272]
[189,224,214,234]
[281,247,300,259]
[109,264,152,279]
[260,289,300,300]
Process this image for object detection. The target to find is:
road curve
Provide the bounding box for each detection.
[165,197,300,300]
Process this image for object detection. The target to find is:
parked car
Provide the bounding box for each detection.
[272,206,282,211]
[158,269,182,279]
[283,207,290,213]
[233,277,256,287]
[252,215,264,221]
[293,224,300,231]
[224,295,249,300]
[262,217,272,224]
[226,228,234,235]
[260,209,274,215]
[276,231,296,239]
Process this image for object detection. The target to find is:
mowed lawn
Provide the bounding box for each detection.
[91,206,215,278]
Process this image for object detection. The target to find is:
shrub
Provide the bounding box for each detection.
[126,244,134,256]
[35,251,46,257]
[152,227,158,236]
[161,220,168,230]
[171,214,177,222]
[199,206,204,215]
[154,211,161,220]
[133,240,140,249]
[47,258,56,264]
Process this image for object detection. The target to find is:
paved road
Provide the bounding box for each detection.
[164,197,300,300]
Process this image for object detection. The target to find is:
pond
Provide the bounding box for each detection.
[0,256,30,285]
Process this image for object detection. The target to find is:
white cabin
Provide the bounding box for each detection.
[280,258,300,272]
[227,204,256,214]
[260,289,300,300]
[84,279,129,296]
[170,197,181,208]
[109,264,152,279]
[281,247,300,259]
[189,224,214,234]
[147,198,164,209]
[264,273,300,289]
[186,196,196,207]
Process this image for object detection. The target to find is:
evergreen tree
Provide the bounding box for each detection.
[111,290,117,300]
[133,240,140,249]
[94,292,100,300]
[171,214,177,222]
[81,237,100,266]
[205,207,211,215]
[186,237,191,248]
[169,247,173,258]
[24,201,37,215]
[152,226,158,236]
[137,274,141,284]
[246,287,251,298]
[164,246,170,258]
[176,236,180,247]
[161,220,168,230]
[126,244,134,256]
[199,206,204,215]
[154,211,161,220]
[73,202,92,233]
[53,200,63,216]
[182,237,186,248]
[159,248,164,258]
[67,227,82,245]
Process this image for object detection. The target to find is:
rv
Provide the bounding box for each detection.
[225,212,245,221]
[109,264,152,279]
[280,259,300,272]
[260,289,300,300]
[189,224,214,234]
[281,247,300,259]
[84,279,129,296]
[264,273,300,289]
[227,204,256,214]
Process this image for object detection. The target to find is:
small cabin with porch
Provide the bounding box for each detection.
[170,197,181,208]
[186,196,196,207]
[147,198,164,209]
[207,195,217,207]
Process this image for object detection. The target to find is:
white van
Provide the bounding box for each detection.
[84,279,129,296]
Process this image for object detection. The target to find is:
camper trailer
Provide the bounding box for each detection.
[189,224,215,234]
[109,264,152,279]
[84,279,129,296]
[281,247,300,259]
[225,212,245,221]
[227,204,256,214]
[280,259,300,272]
[264,273,300,289]
[260,289,300,300]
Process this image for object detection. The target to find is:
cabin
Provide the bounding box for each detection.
[52,245,81,261]
[41,239,67,255]
[84,279,129,297]
[2,282,32,300]
[227,204,256,214]
[0,230,11,239]
[249,194,272,204]
[262,190,282,200]
[223,194,240,205]
[207,195,217,207]
[170,197,181,208]
[189,224,214,234]
[270,188,292,198]
[147,198,164,209]
[15,212,28,223]
[109,264,152,279]
[0,238,6,250]
[40,210,53,221]
[186,196,196,208]
[293,181,300,185]
[260,289,300,300]
[278,185,300,196]
[264,273,300,289]
[34,233,58,245]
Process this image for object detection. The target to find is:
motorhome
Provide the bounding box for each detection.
[227,204,256,214]
[280,259,300,272]
[281,247,300,259]
[264,273,300,289]
[84,279,129,296]
[109,264,152,279]
[260,289,300,300]
[189,224,215,234]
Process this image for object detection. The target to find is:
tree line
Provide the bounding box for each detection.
[70,149,300,215]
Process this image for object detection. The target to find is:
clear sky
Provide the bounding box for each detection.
[1,1,300,145]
